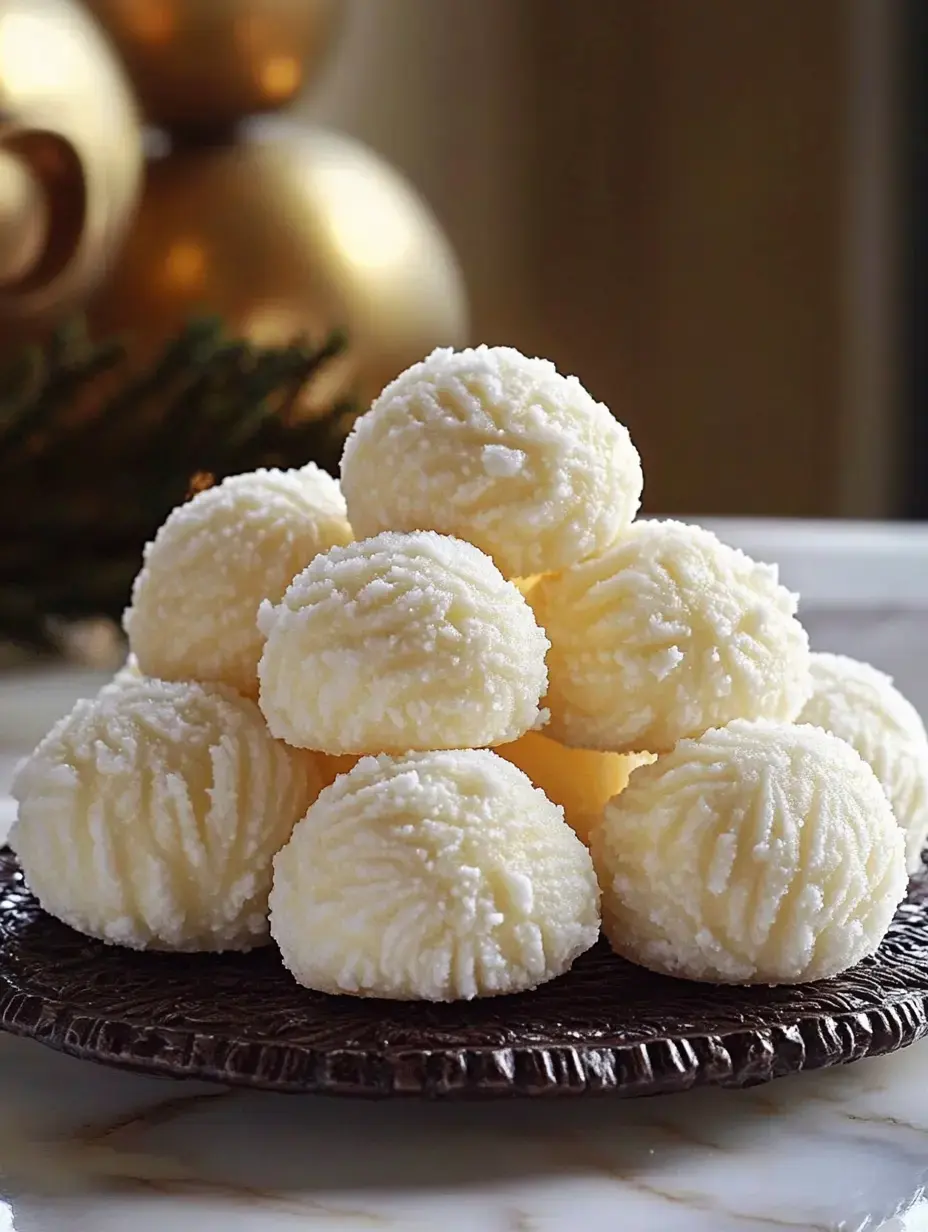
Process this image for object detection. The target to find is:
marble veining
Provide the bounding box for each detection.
[1,1028,928,1229]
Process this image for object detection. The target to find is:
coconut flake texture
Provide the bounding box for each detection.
[496,730,653,845]
[339,345,643,579]
[10,678,322,952]
[270,749,601,1000]
[591,720,906,985]
[123,464,353,698]
[531,519,812,753]
[799,652,928,874]
[257,530,550,754]
[97,653,143,698]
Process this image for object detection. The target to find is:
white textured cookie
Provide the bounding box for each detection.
[340,344,642,578]
[124,464,353,697]
[11,678,321,952]
[531,519,812,752]
[270,749,601,1000]
[799,652,928,874]
[97,652,143,697]
[257,530,549,754]
[591,720,906,984]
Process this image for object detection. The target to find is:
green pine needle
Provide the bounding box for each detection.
[0,317,354,649]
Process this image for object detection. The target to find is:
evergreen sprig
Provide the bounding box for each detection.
[0,317,353,648]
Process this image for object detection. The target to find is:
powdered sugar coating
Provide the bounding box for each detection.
[270,749,601,1000]
[10,678,322,952]
[531,519,812,753]
[340,345,643,578]
[97,653,143,697]
[799,652,928,874]
[124,465,353,698]
[591,720,906,985]
[257,530,550,754]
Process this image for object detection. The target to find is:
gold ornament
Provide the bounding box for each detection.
[88,119,467,409]
[0,0,141,325]
[83,0,342,133]
[84,1,468,407]
[0,148,45,283]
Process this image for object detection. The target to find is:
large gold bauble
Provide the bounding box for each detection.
[0,0,141,323]
[87,119,468,409]
[84,0,341,133]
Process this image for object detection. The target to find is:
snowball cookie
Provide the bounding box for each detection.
[799,653,928,875]
[270,749,601,1000]
[340,345,643,579]
[97,652,144,698]
[10,678,322,952]
[497,730,654,845]
[124,464,353,698]
[257,530,550,754]
[591,720,906,985]
[531,519,812,753]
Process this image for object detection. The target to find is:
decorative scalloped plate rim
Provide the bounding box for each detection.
[1,848,927,1099]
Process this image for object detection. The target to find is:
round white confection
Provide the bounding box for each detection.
[591,720,907,984]
[339,345,642,578]
[11,678,322,952]
[124,465,353,698]
[257,530,550,754]
[531,519,812,753]
[97,652,143,697]
[270,749,601,1000]
[799,652,928,874]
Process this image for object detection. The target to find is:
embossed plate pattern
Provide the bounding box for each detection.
[1,848,927,1098]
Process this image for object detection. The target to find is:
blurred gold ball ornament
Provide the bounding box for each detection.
[87,119,467,409]
[83,0,342,134]
[84,0,468,407]
[0,0,141,325]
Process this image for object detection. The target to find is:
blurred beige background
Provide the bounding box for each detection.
[308,0,903,520]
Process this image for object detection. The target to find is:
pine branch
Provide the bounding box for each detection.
[0,317,354,649]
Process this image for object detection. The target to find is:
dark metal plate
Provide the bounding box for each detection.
[1,848,926,1099]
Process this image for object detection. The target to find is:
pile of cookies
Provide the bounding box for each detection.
[12,345,928,999]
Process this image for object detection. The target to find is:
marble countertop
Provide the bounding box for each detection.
[4,518,928,1231]
[2,1027,928,1231]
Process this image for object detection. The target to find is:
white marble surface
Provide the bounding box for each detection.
[2,1030,928,1230]
[3,518,928,1231]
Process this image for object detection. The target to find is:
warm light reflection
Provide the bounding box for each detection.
[240,305,307,347]
[0,13,79,95]
[122,0,176,45]
[187,471,215,497]
[316,163,419,273]
[162,239,206,291]
[260,56,301,101]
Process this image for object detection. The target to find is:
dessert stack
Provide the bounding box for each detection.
[11,345,928,999]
